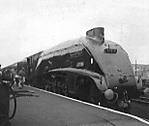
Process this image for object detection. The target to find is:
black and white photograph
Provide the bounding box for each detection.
[0,0,149,126]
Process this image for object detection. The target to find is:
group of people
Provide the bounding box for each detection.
[0,64,25,89]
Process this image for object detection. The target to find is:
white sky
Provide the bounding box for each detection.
[0,0,149,67]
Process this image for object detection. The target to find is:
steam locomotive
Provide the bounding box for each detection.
[4,27,138,111]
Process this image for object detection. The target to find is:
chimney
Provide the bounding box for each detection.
[86,27,104,44]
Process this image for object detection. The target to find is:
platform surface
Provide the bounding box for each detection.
[10,86,149,126]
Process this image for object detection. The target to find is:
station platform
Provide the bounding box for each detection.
[10,86,149,126]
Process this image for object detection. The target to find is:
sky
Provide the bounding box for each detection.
[0,0,149,67]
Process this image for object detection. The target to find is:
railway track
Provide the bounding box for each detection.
[129,96,149,121]
[131,96,149,104]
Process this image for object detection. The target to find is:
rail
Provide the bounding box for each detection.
[131,96,149,104]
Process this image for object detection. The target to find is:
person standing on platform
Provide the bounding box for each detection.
[18,68,25,88]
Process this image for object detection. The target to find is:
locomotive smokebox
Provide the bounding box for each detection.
[86,27,104,45]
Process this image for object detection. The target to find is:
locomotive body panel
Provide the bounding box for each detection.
[37,37,136,90]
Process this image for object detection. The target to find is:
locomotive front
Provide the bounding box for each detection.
[83,27,137,111]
